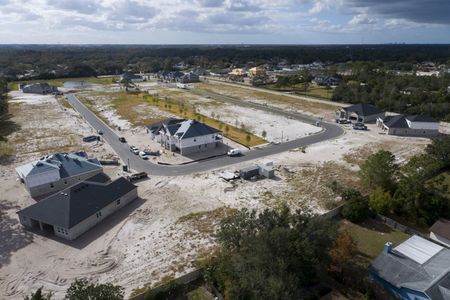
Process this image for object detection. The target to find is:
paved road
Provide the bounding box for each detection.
[66,93,344,176]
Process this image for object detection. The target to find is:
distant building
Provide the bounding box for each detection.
[119,71,144,82]
[15,152,103,198]
[17,174,138,240]
[430,219,450,248]
[229,68,246,76]
[370,235,450,300]
[336,103,385,123]
[377,115,440,137]
[312,75,340,86]
[157,119,222,155]
[21,83,58,95]
[177,72,200,83]
[249,66,266,77]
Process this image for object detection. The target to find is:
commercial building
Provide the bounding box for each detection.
[377,115,440,137]
[15,152,103,198]
[370,235,450,300]
[17,174,138,240]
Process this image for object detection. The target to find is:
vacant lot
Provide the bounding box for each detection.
[8,77,116,90]
[266,82,334,100]
[194,81,337,117]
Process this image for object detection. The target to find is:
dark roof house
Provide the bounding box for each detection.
[336,103,385,123]
[370,235,450,300]
[430,219,450,248]
[17,175,138,240]
[377,115,440,137]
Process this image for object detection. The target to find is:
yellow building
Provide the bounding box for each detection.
[229,68,245,76]
[249,66,266,76]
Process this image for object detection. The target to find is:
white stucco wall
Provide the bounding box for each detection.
[406,120,440,130]
[178,133,217,149]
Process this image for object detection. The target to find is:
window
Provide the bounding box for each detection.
[205,144,207,148]
[194,138,197,142]
[50,183,54,188]
[57,227,60,233]
[117,199,121,205]
[64,180,67,184]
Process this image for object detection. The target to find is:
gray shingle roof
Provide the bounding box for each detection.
[179,120,219,139]
[406,115,438,123]
[383,115,410,129]
[17,175,136,229]
[343,103,383,116]
[16,152,102,179]
[146,118,185,134]
[370,236,450,300]
[431,219,450,241]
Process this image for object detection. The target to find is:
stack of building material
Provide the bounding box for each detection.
[258,162,275,179]
[239,161,275,180]
[240,165,260,180]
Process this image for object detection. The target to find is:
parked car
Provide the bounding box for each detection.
[126,172,148,182]
[143,149,161,156]
[139,151,148,160]
[118,137,126,143]
[97,130,103,135]
[129,146,139,154]
[227,149,242,157]
[335,119,351,124]
[352,123,368,130]
[82,135,99,142]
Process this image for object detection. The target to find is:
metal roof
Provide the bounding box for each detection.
[17,175,137,229]
[394,235,443,264]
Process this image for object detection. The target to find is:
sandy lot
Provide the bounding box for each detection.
[0,87,432,299]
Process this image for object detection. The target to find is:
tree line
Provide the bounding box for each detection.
[0,78,9,141]
[1,44,450,80]
[341,136,450,226]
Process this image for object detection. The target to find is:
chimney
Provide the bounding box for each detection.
[384,242,393,253]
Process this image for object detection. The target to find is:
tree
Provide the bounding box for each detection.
[359,150,399,192]
[341,188,369,223]
[207,206,338,300]
[329,230,357,274]
[24,287,53,300]
[65,279,124,300]
[369,187,393,214]
[245,134,251,145]
[425,136,450,170]
[261,130,267,138]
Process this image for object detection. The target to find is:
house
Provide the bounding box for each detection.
[229,68,246,76]
[312,75,340,86]
[15,152,103,198]
[17,174,138,240]
[146,118,185,142]
[249,66,266,77]
[158,119,222,155]
[377,115,440,137]
[336,103,385,123]
[21,83,58,95]
[369,235,450,300]
[177,72,200,83]
[430,219,450,248]
[119,71,144,83]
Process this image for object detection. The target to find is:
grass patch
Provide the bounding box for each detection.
[341,219,409,259]
[8,76,116,90]
[178,207,238,236]
[0,141,15,160]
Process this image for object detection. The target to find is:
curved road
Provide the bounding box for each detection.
[66,92,344,176]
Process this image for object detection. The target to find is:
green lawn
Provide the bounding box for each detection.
[264,83,334,100]
[341,219,409,259]
[8,76,116,90]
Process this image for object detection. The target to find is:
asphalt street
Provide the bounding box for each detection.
[65,92,344,176]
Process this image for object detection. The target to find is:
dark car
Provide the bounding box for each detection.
[335,119,350,124]
[352,123,368,130]
[118,137,126,143]
[127,172,148,182]
[97,130,103,135]
[82,135,99,142]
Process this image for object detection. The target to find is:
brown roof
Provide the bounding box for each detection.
[430,219,450,241]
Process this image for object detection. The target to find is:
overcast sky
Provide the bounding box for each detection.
[0,0,449,44]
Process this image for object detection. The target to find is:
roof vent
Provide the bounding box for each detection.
[384,242,392,253]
